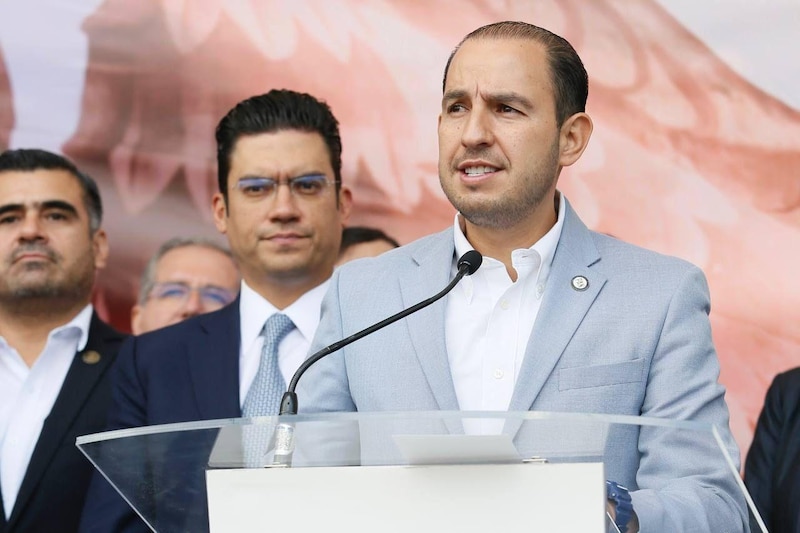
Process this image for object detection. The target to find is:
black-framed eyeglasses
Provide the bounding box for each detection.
[235,174,334,198]
[147,282,237,308]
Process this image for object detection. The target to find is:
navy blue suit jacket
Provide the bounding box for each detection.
[79,302,242,533]
[0,314,126,533]
[745,367,800,533]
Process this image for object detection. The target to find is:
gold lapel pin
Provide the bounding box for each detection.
[82,350,101,365]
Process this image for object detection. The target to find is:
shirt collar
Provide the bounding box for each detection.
[49,304,94,351]
[239,279,329,348]
[532,191,566,289]
[452,190,567,288]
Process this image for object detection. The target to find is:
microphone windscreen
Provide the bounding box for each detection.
[457,250,483,275]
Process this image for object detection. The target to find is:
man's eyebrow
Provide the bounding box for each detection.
[238,172,328,181]
[293,172,328,179]
[0,203,23,217]
[486,91,534,109]
[442,89,534,110]
[40,200,80,216]
[0,200,79,217]
[237,175,273,182]
[442,89,469,102]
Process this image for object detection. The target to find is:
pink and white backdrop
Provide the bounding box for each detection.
[0,0,798,457]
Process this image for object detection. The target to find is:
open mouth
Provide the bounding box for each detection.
[462,165,499,177]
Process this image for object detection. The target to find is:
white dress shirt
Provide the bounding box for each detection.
[238,280,329,409]
[0,304,92,518]
[446,194,565,419]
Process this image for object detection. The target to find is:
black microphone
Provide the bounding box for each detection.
[280,249,482,415]
[269,250,482,465]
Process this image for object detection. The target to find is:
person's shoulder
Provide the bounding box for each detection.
[337,229,450,274]
[85,314,130,365]
[126,302,237,353]
[770,366,800,396]
[89,313,129,343]
[759,367,800,426]
[592,231,694,267]
[591,231,701,279]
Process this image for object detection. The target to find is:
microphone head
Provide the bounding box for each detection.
[457,250,483,275]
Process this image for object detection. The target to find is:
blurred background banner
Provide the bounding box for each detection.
[0,0,797,458]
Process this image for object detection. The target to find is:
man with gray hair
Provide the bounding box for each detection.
[131,236,240,334]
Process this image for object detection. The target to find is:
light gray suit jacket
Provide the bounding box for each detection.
[300,199,748,531]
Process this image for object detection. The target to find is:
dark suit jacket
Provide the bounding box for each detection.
[745,367,800,533]
[0,314,126,533]
[79,302,242,533]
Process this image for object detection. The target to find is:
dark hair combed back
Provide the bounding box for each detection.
[215,89,343,199]
[0,148,103,232]
[442,21,588,125]
[340,226,400,254]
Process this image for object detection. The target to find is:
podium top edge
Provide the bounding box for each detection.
[76,410,714,445]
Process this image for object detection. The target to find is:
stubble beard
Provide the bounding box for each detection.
[440,142,561,230]
[0,261,95,316]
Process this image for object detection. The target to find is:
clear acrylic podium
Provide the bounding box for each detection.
[76,411,766,533]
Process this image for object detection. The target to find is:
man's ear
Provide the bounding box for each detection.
[212,192,228,234]
[92,229,109,270]
[558,112,593,168]
[338,185,353,224]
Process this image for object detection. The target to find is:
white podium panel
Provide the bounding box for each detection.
[207,462,606,533]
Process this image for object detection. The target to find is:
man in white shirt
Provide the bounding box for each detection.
[300,22,748,533]
[130,236,240,334]
[79,89,352,532]
[0,148,126,533]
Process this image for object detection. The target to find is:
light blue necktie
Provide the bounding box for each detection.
[242,313,295,417]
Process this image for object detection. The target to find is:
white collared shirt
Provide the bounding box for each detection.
[238,280,329,408]
[0,304,93,518]
[445,194,565,415]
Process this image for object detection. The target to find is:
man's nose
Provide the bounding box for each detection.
[181,288,204,315]
[268,182,302,222]
[461,108,494,147]
[18,213,46,242]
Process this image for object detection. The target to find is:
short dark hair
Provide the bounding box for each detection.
[340,226,400,255]
[215,89,343,202]
[442,21,588,125]
[0,148,103,232]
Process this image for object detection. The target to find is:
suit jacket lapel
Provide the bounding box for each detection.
[401,230,461,411]
[8,314,123,528]
[187,301,241,420]
[509,200,607,411]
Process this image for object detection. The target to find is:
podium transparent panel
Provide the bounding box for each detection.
[76,411,766,533]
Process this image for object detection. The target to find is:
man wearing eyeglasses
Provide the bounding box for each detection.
[79,89,352,532]
[130,236,240,334]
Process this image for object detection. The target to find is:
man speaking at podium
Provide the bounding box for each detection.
[300,22,748,532]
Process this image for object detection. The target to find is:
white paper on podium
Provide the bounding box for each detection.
[393,434,522,464]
